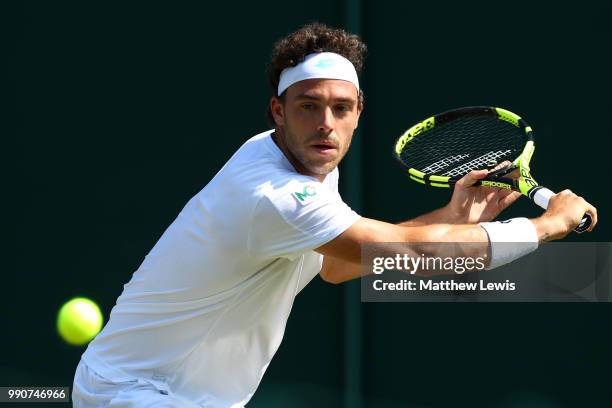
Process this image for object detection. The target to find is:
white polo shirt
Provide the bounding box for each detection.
[81,130,360,407]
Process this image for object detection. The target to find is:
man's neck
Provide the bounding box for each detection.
[271,130,325,182]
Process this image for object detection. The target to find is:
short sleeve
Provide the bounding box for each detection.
[248,179,360,259]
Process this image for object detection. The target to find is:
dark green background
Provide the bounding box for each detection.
[8,1,611,407]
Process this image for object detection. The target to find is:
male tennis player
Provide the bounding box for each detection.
[72,23,597,407]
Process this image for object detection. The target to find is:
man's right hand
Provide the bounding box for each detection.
[532,190,598,242]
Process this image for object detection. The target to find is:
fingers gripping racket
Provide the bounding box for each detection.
[394,106,592,233]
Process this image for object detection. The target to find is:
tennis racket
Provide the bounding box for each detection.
[393,106,592,233]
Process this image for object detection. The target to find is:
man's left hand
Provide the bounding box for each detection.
[444,162,522,224]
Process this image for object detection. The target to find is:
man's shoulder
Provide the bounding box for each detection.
[220,130,317,193]
[200,131,308,203]
[256,174,343,224]
[226,130,286,171]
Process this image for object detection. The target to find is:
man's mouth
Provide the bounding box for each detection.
[310,140,338,155]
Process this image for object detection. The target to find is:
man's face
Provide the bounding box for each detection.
[270,79,362,179]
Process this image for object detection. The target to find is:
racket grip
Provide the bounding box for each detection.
[530,187,592,234]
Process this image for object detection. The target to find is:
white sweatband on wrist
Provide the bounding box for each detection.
[479,217,539,269]
[277,52,360,96]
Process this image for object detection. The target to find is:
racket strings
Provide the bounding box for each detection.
[399,115,525,177]
[443,149,513,177]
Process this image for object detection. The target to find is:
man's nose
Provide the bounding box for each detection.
[317,106,334,133]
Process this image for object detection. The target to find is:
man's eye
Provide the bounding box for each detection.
[335,105,350,113]
[301,104,315,110]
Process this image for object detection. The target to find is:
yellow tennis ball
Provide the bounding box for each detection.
[57,297,103,346]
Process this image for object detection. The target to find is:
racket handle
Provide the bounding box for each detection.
[530,187,592,234]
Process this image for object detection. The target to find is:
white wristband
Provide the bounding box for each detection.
[479,217,539,269]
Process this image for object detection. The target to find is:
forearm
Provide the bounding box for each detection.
[530,216,565,243]
[403,222,488,243]
[320,221,489,283]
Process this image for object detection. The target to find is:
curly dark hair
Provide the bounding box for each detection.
[266,22,367,124]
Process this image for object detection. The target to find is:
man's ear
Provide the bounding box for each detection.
[270,97,284,127]
[354,105,363,130]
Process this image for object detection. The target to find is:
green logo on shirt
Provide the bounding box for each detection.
[293,185,317,202]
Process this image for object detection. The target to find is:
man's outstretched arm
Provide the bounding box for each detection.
[317,189,597,284]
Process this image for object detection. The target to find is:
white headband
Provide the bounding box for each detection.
[277,52,360,96]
